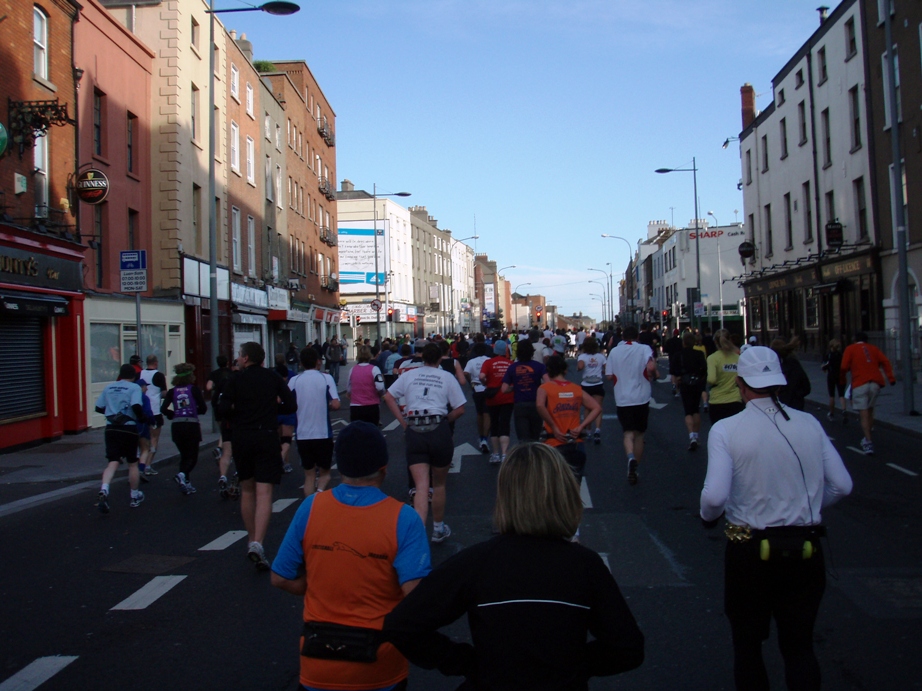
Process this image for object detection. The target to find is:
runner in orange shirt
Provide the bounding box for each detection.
[839,331,896,456]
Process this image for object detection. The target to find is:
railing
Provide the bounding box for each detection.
[317,176,335,201]
[317,116,335,147]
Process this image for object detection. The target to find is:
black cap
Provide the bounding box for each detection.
[334,421,388,478]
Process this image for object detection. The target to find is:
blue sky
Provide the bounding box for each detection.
[233,0,825,320]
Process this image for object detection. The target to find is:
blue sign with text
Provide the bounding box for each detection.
[119,250,147,271]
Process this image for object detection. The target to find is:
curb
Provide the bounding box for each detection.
[803,398,922,441]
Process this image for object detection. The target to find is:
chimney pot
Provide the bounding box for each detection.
[817,6,829,24]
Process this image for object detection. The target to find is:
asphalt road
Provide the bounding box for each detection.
[1,361,920,690]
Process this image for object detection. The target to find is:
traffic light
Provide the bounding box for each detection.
[355,315,362,325]
[662,310,668,318]
[679,303,687,318]
[387,307,394,321]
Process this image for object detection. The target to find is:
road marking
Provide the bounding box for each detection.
[383,420,401,431]
[599,553,611,573]
[657,376,671,383]
[580,477,593,509]
[0,481,97,519]
[602,414,618,420]
[887,463,918,477]
[199,530,248,551]
[450,442,480,474]
[272,498,299,513]
[847,446,865,455]
[331,419,348,428]
[111,575,187,611]
[649,400,668,410]
[0,656,79,691]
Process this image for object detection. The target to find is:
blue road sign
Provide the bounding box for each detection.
[119,250,147,271]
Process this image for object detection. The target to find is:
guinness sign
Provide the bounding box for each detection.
[75,169,110,204]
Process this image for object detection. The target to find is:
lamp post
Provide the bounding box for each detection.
[588,267,612,325]
[207,0,299,389]
[656,158,701,330]
[707,211,725,330]
[589,281,607,321]
[371,184,410,345]
[601,234,634,323]
[449,234,478,333]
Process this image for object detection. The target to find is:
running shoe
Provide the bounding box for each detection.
[688,439,698,452]
[247,542,271,571]
[144,466,158,476]
[489,453,501,465]
[593,429,601,445]
[282,463,293,474]
[173,473,186,489]
[500,454,506,464]
[431,524,452,543]
[627,459,639,485]
[218,476,228,491]
[212,447,222,461]
[479,439,490,454]
[862,439,875,456]
[97,490,110,514]
[672,387,678,398]
[130,491,145,508]
[826,412,834,422]
[182,482,197,495]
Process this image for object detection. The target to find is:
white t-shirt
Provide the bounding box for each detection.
[606,340,654,407]
[463,355,490,393]
[288,369,339,440]
[387,365,467,417]
[551,334,567,354]
[576,331,587,347]
[578,353,606,387]
[532,342,550,365]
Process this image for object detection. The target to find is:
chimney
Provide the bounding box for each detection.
[236,32,253,62]
[340,179,354,192]
[741,83,756,130]
[817,6,829,24]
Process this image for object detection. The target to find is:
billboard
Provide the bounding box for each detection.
[483,283,496,315]
[337,221,388,295]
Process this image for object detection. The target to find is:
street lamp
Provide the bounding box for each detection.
[449,234,478,333]
[589,280,607,321]
[371,184,410,344]
[707,211,725,330]
[588,267,612,325]
[601,234,634,324]
[207,0,299,410]
[656,158,701,330]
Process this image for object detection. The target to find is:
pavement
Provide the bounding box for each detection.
[2,356,919,513]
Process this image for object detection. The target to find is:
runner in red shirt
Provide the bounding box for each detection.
[479,341,515,464]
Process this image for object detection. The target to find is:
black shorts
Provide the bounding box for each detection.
[350,404,380,426]
[581,384,605,398]
[488,403,514,438]
[680,384,704,416]
[220,421,233,444]
[151,414,165,429]
[406,420,454,469]
[472,390,487,415]
[104,425,139,464]
[826,378,846,398]
[553,442,587,482]
[233,429,282,484]
[297,438,334,471]
[616,403,649,433]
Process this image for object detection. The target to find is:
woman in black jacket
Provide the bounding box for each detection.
[676,332,708,451]
[771,336,811,411]
[383,443,644,690]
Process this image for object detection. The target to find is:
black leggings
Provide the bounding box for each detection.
[171,422,202,478]
[513,401,544,442]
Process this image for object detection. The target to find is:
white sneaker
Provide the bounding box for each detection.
[489,453,501,465]
[247,542,271,571]
[431,524,451,543]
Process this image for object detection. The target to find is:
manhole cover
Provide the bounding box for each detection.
[103,554,196,575]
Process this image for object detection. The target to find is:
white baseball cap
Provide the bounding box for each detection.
[748,336,757,343]
[737,346,787,388]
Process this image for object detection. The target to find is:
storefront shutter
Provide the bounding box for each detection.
[0,316,45,420]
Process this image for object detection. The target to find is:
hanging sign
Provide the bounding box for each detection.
[75,169,110,204]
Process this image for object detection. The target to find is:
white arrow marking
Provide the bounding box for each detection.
[657,376,671,383]
[887,463,918,477]
[111,576,187,611]
[0,656,79,691]
[602,414,618,420]
[199,530,248,551]
[331,419,348,427]
[383,419,401,432]
[599,553,612,574]
[649,400,668,410]
[450,442,480,474]
[580,477,593,508]
[846,446,865,455]
[272,498,299,513]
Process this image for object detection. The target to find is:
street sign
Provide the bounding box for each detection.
[120,270,147,292]
[119,250,147,271]
[693,302,705,317]
[370,298,382,312]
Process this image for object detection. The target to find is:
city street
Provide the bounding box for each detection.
[1,361,920,690]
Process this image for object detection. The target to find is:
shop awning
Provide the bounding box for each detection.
[0,289,68,317]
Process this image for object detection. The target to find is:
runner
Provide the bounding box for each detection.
[463,342,492,454]
[288,347,340,496]
[94,364,146,513]
[137,355,168,469]
[821,338,847,423]
[479,341,515,464]
[675,332,707,451]
[345,344,385,425]
[576,336,607,443]
[839,331,895,456]
[160,363,208,495]
[501,341,549,443]
[206,355,235,494]
[706,329,744,424]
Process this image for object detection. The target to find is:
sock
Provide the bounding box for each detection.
[101,483,109,494]
[139,463,147,471]
[433,521,444,531]
[131,489,141,498]
[627,453,635,462]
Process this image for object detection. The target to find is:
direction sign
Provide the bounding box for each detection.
[693,301,705,317]
[121,270,148,293]
[120,250,147,271]
[370,298,382,312]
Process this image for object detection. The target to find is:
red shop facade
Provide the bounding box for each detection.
[0,224,88,451]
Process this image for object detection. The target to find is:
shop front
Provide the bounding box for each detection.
[182,256,232,382]
[0,225,88,451]
[268,285,310,362]
[231,283,268,357]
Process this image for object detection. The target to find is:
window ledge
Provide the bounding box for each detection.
[190,44,201,60]
[780,152,789,160]
[799,138,808,147]
[822,161,832,170]
[192,138,204,151]
[231,167,242,177]
[784,245,794,251]
[817,76,828,86]
[33,75,57,93]
[92,154,111,167]
[850,143,862,154]
[247,179,257,188]
[845,50,857,63]
[127,171,141,182]
[804,237,814,245]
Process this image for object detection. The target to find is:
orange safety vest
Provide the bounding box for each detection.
[300,491,408,690]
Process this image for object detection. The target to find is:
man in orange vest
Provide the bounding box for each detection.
[271,421,431,691]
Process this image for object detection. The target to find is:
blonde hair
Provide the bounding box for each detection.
[494,443,582,538]
[714,329,736,353]
[828,338,841,352]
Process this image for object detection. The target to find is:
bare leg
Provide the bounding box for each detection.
[150,426,162,456]
[253,482,274,544]
[410,463,431,524]
[430,466,450,523]
[316,467,331,492]
[859,408,873,442]
[684,414,696,435]
[218,441,232,478]
[499,435,510,455]
[592,395,604,430]
[101,460,120,486]
[127,462,140,491]
[633,433,646,461]
[622,431,635,457]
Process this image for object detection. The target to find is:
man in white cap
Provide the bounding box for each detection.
[739,335,758,353]
[700,346,853,691]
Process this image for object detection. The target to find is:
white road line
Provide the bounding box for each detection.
[198,530,248,551]
[657,376,671,383]
[331,419,348,428]
[847,446,866,455]
[580,477,593,509]
[599,553,612,574]
[602,414,618,420]
[111,575,187,611]
[383,420,401,431]
[0,656,79,691]
[272,498,299,513]
[887,463,919,477]
[649,400,668,410]
[449,442,480,474]
[0,481,97,519]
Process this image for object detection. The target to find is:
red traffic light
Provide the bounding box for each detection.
[355,315,362,324]
[662,310,668,317]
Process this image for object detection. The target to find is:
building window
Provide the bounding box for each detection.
[745,150,752,184]
[230,63,239,100]
[276,165,282,209]
[247,215,255,276]
[761,135,769,172]
[128,209,138,250]
[265,156,273,200]
[854,177,868,240]
[825,190,836,228]
[93,90,106,156]
[245,82,253,117]
[33,134,48,218]
[246,136,255,184]
[821,108,831,167]
[882,51,901,128]
[878,0,894,25]
[845,17,857,58]
[275,123,281,150]
[888,162,908,244]
[817,46,827,84]
[232,206,241,271]
[264,112,271,140]
[798,101,807,145]
[783,193,793,249]
[192,184,201,254]
[795,69,804,88]
[127,113,137,173]
[848,86,861,151]
[780,118,788,158]
[33,7,48,80]
[191,16,200,50]
[766,294,779,331]
[764,204,773,257]
[230,121,239,171]
[804,288,819,329]
[803,181,813,243]
[94,204,105,288]
[191,84,199,141]
[776,88,785,105]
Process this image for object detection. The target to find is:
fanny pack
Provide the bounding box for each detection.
[301,621,380,662]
